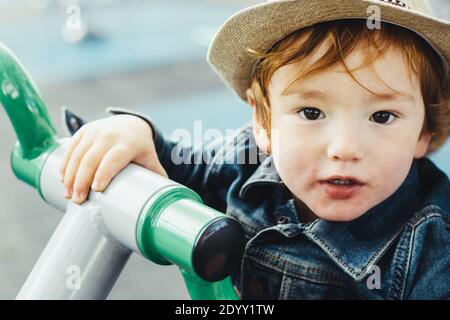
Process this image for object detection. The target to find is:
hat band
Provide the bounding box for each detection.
[377,0,411,9]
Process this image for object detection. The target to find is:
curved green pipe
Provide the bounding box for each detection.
[137,185,241,300]
[181,269,239,300]
[0,43,59,196]
[0,42,240,300]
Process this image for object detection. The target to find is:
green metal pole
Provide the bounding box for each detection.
[181,269,239,300]
[0,43,59,196]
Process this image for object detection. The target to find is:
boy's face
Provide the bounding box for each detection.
[251,45,432,222]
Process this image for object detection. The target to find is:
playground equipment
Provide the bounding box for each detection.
[0,43,245,299]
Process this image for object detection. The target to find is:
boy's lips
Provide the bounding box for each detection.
[318,176,365,200]
[319,182,363,199]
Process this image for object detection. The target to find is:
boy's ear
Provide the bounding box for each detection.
[246,88,271,154]
[414,131,432,159]
[246,88,256,108]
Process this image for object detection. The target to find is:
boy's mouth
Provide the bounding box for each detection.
[319,176,364,199]
[327,179,356,185]
[322,175,364,185]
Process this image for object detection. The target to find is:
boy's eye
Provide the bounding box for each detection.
[298,107,324,120]
[298,107,398,124]
[372,111,398,124]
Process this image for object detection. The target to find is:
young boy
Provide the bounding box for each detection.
[60,0,450,299]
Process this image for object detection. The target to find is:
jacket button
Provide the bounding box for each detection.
[277,216,290,224]
[247,280,263,297]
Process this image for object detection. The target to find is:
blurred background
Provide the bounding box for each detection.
[0,0,448,299]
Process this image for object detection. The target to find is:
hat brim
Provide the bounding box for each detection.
[207,0,450,101]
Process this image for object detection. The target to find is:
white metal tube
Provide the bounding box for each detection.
[40,140,180,253]
[16,202,131,300]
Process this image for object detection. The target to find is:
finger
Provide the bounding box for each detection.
[92,145,133,192]
[133,152,168,178]
[71,143,109,204]
[63,135,95,198]
[59,128,85,182]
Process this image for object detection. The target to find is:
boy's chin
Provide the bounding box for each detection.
[294,197,367,222]
[314,208,366,222]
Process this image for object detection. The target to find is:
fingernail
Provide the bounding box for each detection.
[64,186,70,198]
[59,173,64,182]
[92,181,99,190]
[72,191,80,202]
[94,181,105,191]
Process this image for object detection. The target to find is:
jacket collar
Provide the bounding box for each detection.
[238,154,283,199]
[239,155,447,281]
[417,157,450,211]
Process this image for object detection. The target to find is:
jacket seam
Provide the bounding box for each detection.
[387,226,411,300]
[401,225,415,300]
[248,248,352,287]
[407,209,447,228]
[248,253,352,289]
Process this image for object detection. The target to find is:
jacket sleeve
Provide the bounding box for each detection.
[105,106,224,199]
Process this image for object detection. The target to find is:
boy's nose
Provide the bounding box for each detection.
[326,123,364,161]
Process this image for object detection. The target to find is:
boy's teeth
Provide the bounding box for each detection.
[329,179,354,185]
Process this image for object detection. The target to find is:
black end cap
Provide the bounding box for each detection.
[192,217,246,282]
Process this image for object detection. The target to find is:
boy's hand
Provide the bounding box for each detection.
[59,114,168,204]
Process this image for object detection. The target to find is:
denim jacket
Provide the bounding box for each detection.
[109,107,450,300]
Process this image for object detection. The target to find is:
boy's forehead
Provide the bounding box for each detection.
[272,44,419,98]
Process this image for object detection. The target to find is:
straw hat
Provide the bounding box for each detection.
[207,0,450,101]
